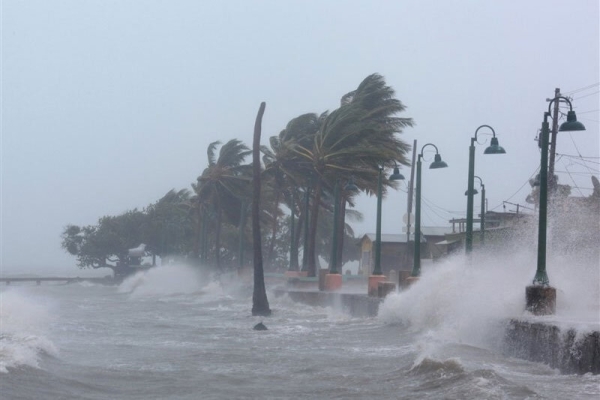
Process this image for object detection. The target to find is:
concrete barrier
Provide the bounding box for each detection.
[274,288,600,375]
[273,289,382,317]
[503,319,600,374]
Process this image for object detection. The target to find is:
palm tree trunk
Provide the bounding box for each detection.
[266,189,282,269]
[307,178,322,277]
[252,102,271,316]
[192,207,201,262]
[337,196,347,273]
[290,201,302,270]
[215,208,222,271]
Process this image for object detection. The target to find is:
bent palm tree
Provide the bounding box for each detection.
[252,102,271,316]
[195,139,252,270]
[293,73,413,276]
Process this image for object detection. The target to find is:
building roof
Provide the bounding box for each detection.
[361,227,453,244]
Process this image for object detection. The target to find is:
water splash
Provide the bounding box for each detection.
[0,289,58,372]
[118,264,209,297]
[378,243,599,351]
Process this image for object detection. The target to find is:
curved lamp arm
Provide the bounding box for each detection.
[474,175,484,188]
[473,124,497,143]
[419,143,441,159]
[547,96,573,115]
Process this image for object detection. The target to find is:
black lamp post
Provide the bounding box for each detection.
[412,144,448,277]
[527,97,585,310]
[466,125,506,254]
[373,166,405,275]
[464,176,485,246]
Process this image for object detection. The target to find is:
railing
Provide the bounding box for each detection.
[0,277,113,285]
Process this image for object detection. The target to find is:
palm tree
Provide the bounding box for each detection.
[195,139,252,270]
[261,113,322,270]
[251,102,271,316]
[292,73,413,276]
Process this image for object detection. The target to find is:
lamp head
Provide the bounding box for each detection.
[389,167,405,181]
[484,136,506,154]
[464,189,479,196]
[429,153,448,169]
[344,177,360,192]
[559,111,586,132]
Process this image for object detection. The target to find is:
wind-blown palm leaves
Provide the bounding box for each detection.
[292,73,413,276]
[61,73,413,282]
[261,113,324,270]
[194,139,252,270]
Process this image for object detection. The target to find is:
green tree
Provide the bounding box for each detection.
[194,139,252,270]
[61,209,147,275]
[261,114,322,270]
[292,73,413,276]
[142,189,192,265]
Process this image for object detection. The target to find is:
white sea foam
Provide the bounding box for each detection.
[0,289,58,372]
[118,264,210,298]
[378,245,599,352]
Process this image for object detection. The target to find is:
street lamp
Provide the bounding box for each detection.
[466,125,505,254]
[368,165,404,296]
[464,176,485,246]
[374,165,405,275]
[526,96,585,315]
[412,144,448,278]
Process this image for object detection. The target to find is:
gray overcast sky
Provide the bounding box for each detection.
[1,0,598,275]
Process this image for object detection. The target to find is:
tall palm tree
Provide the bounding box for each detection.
[292,73,413,276]
[251,102,271,316]
[195,139,252,270]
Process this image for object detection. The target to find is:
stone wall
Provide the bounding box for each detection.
[503,319,600,374]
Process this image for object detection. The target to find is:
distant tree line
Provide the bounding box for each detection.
[61,73,414,277]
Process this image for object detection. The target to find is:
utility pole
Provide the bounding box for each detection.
[548,88,561,192]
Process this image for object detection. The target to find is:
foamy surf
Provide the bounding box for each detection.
[0,289,58,372]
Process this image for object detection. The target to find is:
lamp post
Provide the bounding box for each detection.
[368,165,404,296]
[465,176,485,246]
[466,125,506,254]
[526,96,585,315]
[411,144,448,279]
[476,176,485,246]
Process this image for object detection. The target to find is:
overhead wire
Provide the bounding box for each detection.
[562,82,600,96]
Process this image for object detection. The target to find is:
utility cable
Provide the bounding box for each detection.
[563,82,600,96]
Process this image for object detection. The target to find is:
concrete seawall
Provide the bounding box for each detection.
[274,288,599,375]
[503,319,600,375]
[273,289,381,318]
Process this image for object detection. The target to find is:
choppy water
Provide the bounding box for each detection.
[1,260,599,400]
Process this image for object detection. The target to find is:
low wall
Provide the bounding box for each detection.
[274,289,599,375]
[273,289,381,317]
[503,319,600,375]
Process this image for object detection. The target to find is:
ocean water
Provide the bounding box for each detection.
[1,258,599,400]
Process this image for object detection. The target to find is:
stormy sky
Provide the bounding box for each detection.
[2,0,598,275]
